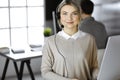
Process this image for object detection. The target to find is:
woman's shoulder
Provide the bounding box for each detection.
[45,34,61,42]
[45,35,55,42]
[80,30,94,37]
[80,31,95,40]
[47,34,64,40]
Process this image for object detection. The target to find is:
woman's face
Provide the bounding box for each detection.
[60,5,80,29]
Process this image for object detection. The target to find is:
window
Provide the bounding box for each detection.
[0,0,44,49]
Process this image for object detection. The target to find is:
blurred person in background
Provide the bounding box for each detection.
[79,0,108,49]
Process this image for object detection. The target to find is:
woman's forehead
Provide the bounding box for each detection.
[60,5,78,12]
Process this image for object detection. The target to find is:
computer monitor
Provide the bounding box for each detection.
[97,35,120,80]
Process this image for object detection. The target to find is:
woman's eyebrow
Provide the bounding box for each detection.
[61,10,79,13]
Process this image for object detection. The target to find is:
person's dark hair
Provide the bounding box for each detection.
[80,0,94,14]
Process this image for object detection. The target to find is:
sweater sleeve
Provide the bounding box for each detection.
[41,40,72,80]
[91,37,99,80]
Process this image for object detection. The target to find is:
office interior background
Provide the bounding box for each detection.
[0,0,120,79]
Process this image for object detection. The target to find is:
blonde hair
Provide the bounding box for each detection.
[56,0,81,28]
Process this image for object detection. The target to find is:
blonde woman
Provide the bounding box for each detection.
[41,0,98,80]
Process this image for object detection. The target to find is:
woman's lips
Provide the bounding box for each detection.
[66,22,73,24]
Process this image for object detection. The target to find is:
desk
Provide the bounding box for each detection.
[0,51,42,80]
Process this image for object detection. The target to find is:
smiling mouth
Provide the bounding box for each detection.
[67,22,73,24]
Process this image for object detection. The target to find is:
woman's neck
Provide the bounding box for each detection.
[63,28,78,36]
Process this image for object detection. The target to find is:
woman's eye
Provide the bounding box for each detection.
[72,12,79,15]
[61,11,79,16]
[62,12,67,15]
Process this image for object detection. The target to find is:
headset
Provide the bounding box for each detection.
[54,1,73,77]
[53,0,83,78]
[54,34,69,77]
[53,0,81,78]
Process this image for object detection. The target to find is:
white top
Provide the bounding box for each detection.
[58,30,85,40]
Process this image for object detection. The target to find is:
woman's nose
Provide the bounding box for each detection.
[67,14,73,20]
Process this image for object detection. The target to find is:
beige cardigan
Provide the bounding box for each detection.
[41,33,98,80]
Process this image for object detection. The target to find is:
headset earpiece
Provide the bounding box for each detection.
[56,12,60,20]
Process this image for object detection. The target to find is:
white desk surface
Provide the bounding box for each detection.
[0,51,42,61]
